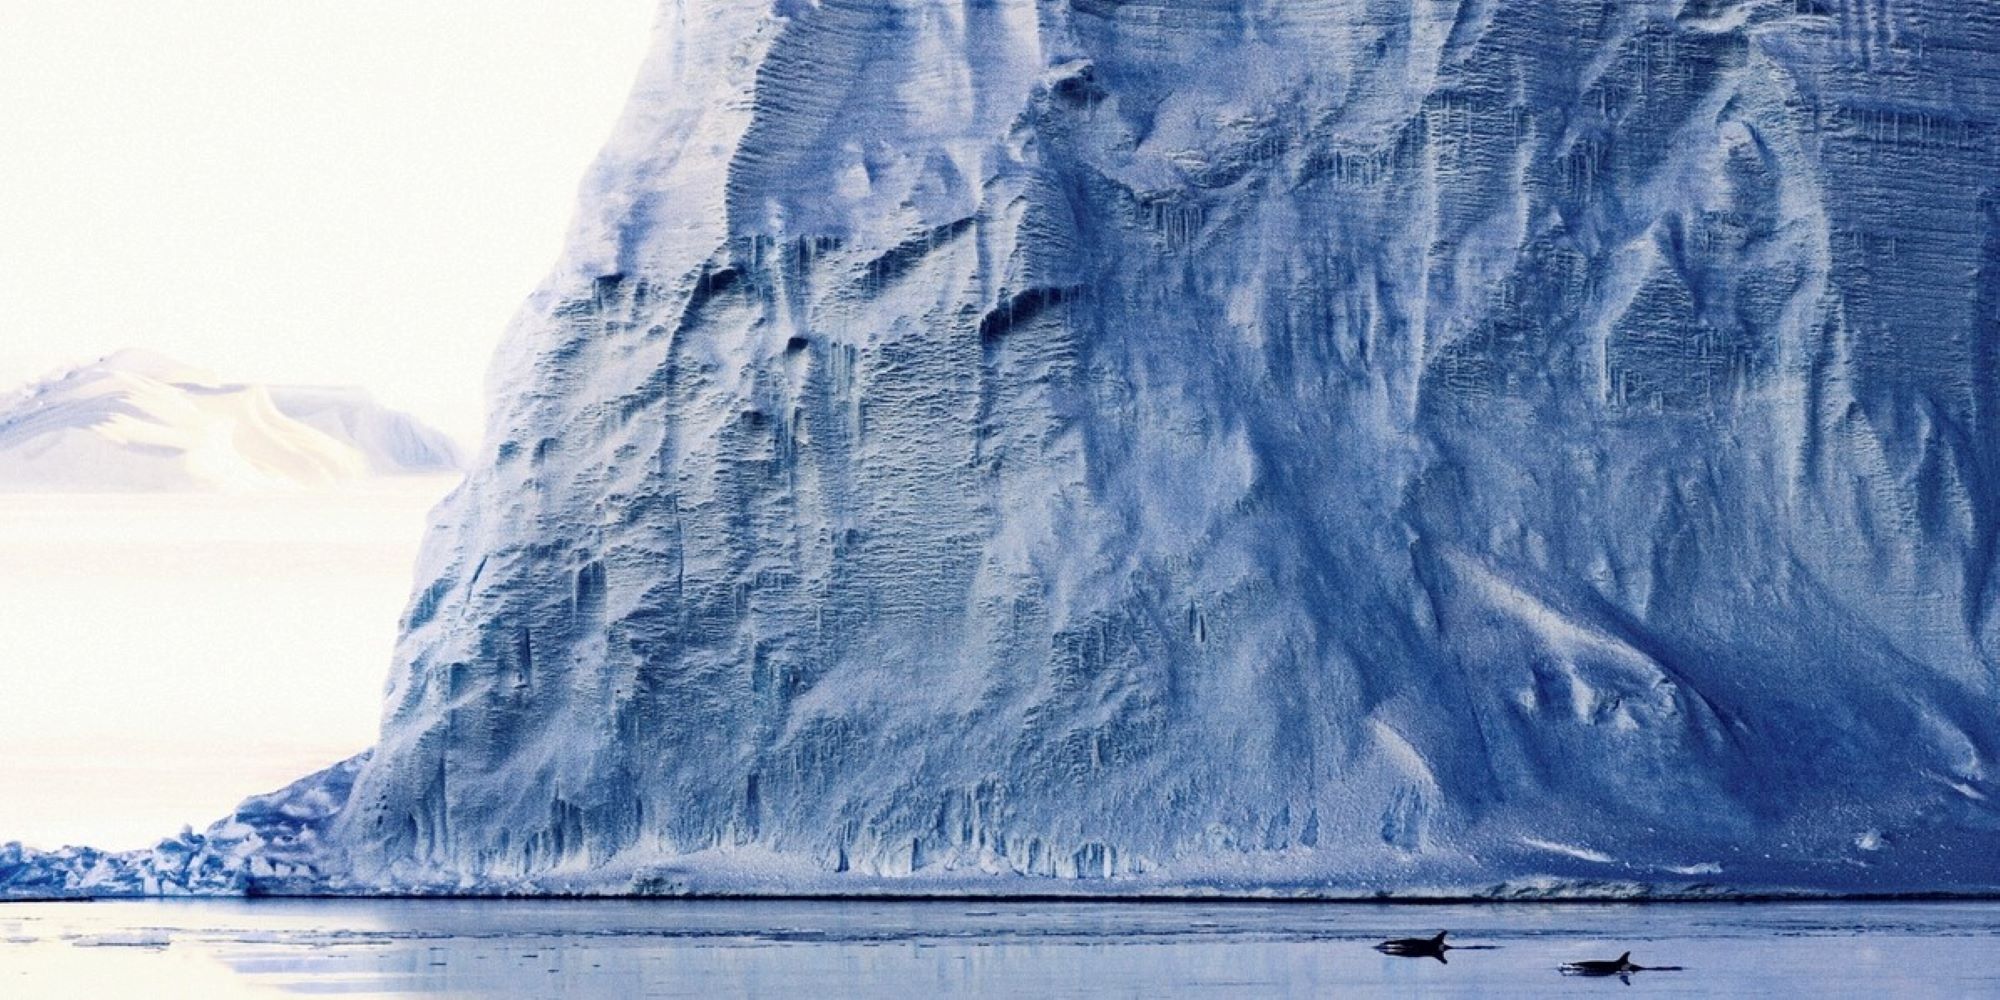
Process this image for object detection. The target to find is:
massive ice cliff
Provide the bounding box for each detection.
[12,0,2000,898]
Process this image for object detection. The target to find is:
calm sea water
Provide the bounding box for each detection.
[4,898,1997,998]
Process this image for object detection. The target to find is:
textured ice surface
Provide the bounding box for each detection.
[328,0,2000,895]
[15,0,2000,898]
[0,350,462,491]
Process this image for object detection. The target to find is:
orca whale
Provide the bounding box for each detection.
[1561,951,1683,980]
[1375,930,1452,963]
[1561,951,1639,977]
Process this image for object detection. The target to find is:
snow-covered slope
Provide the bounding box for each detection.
[0,351,462,491]
[268,385,465,476]
[325,0,2000,896]
[14,0,2000,899]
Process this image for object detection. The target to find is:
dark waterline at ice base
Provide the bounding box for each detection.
[5,899,2000,998]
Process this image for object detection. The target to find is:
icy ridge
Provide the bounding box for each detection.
[0,351,462,491]
[0,756,364,899]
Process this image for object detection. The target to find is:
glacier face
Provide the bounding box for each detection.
[329,0,2000,895]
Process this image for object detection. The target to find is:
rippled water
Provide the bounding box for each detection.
[4,899,1998,997]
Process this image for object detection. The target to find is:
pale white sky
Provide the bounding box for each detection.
[0,0,656,443]
[0,2,656,850]
[0,486,452,850]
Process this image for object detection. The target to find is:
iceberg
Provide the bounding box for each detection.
[12,0,2000,898]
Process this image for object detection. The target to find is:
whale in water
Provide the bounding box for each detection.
[1375,931,1452,962]
[1561,952,1683,979]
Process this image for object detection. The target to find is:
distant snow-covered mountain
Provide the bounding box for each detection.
[0,350,463,492]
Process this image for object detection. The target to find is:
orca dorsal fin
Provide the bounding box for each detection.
[1433,931,1448,944]
[1617,952,1631,964]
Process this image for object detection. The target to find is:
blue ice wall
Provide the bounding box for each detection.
[333,0,2000,895]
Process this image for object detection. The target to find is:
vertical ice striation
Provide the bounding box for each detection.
[335,0,2000,894]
